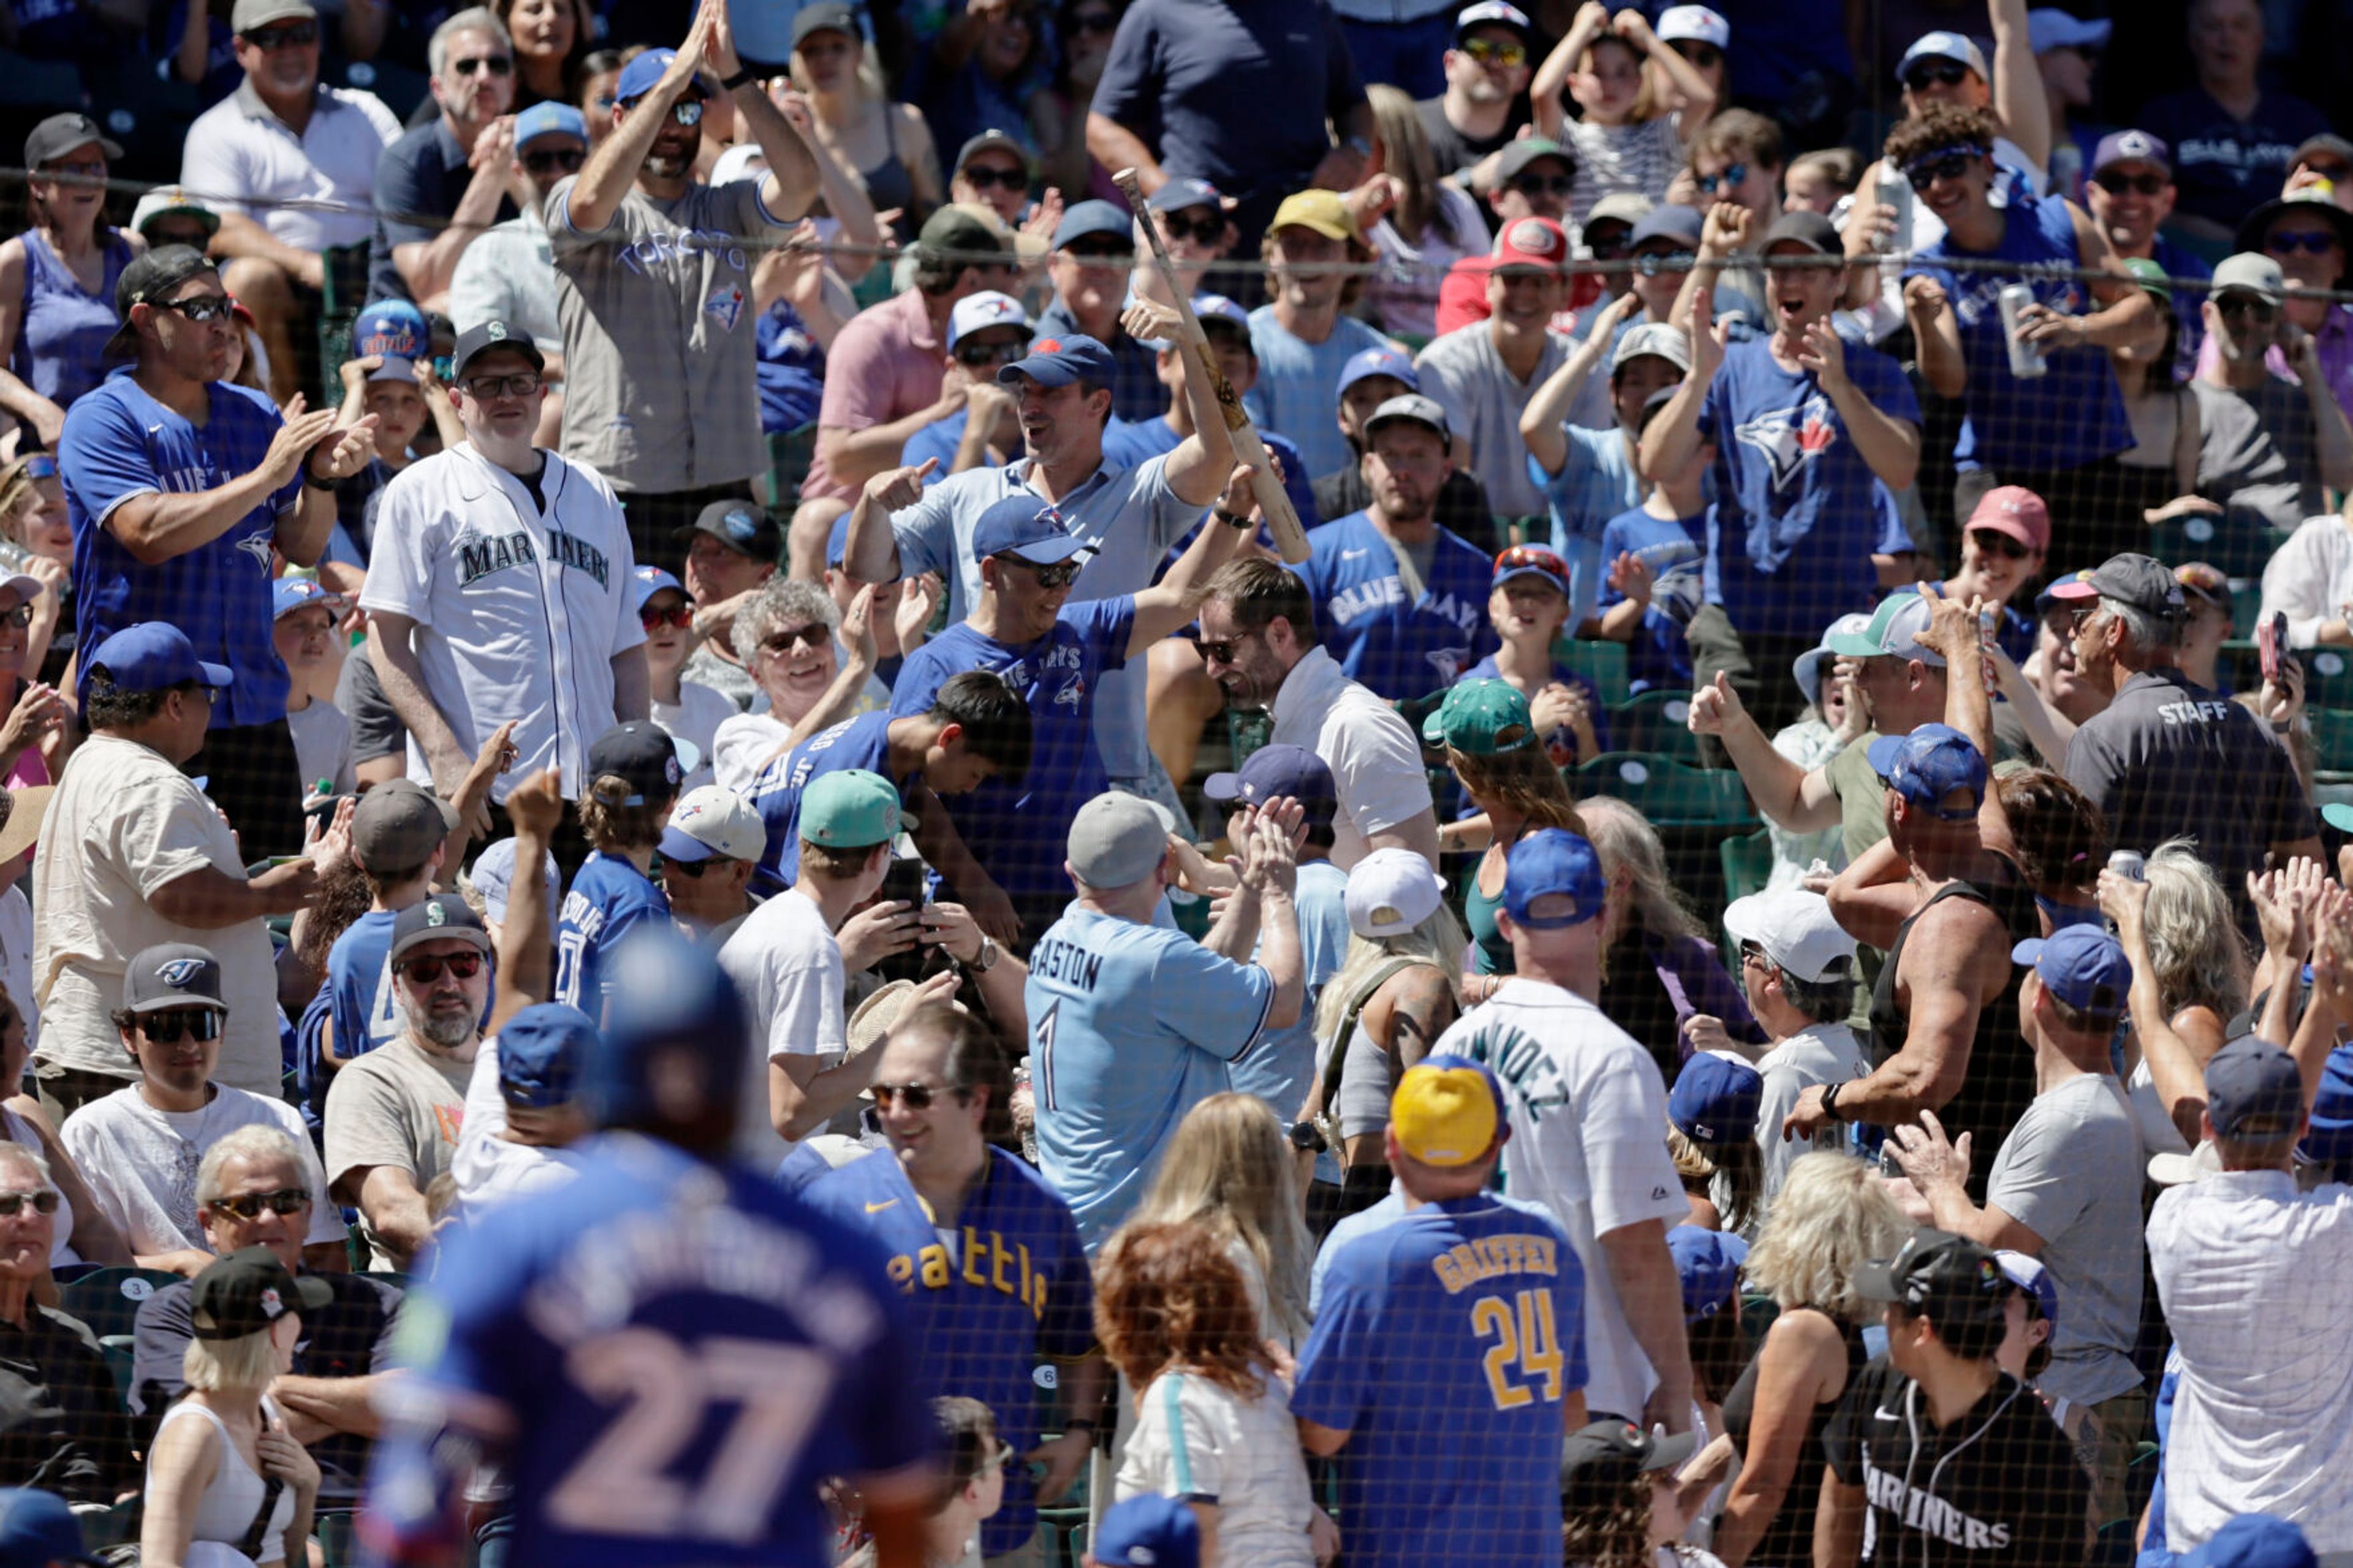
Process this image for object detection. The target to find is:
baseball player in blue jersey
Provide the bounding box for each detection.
[1026,791,1303,1249]
[803,1000,1104,1562]
[555,721,685,1017]
[1291,1055,1588,1568]
[366,930,936,1568]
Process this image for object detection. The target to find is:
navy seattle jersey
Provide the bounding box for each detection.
[1290,1194,1586,1568]
[746,710,909,895]
[373,1133,931,1567]
[556,852,670,1012]
[803,1146,1096,1556]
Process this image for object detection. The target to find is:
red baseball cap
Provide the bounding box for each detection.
[1963,485,2049,552]
[1493,216,1568,272]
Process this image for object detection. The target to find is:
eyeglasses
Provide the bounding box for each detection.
[760,623,830,654]
[140,1009,224,1045]
[1160,209,1223,244]
[640,602,694,630]
[1509,173,1575,197]
[871,1080,971,1110]
[960,164,1027,192]
[153,295,235,324]
[2265,230,2341,256]
[1633,246,1694,275]
[1968,528,2031,560]
[0,605,32,629]
[993,555,1082,590]
[460,373,543,400]
[2093,170,2165,197]
[1695,162,1748,196]
[956,338,1028,368]
[1461,36,1528,67]
[400,950,484,985]
[243,19,317,47]
[523,146,585,175]
[207,1187,309,1220]
[1737,940,1769,969]
[2066,604,2103,632]
[1902,151,1979,187]
[2216,293,2279,322]
[451,53,513,75]
[1671,39,1723,69]
[1903,59,1972,91]
[0,1191,58,1218]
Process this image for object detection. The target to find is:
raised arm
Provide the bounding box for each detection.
[704,1,819,222]
[489,769,564,1032]
[1903,276,1966,398]
[1639,295,1718,483]
[1800,314,1920,491]
[1685,670,1847,833]
[1525,292,1638,476]
[566,13,708,234]
[1123,298,1238,506]
[1986,0,2051,175]
[1529,1,1613,141]
[1129,464,1253,653]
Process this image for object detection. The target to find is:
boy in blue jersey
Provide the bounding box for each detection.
[366,931,936,1568]
[901,291,1033,484]
[890,487,1248,944]
[1593,386,1712,697]
[1293,395,1497,703]
[1292,1056,1588,1568]
[556,722,686,1018]
[324,781,460,1074]
[1027,791,1304,1248]
[748,670,1032,895]
[1460,545,1608,766]
[804,1001,1105,1561]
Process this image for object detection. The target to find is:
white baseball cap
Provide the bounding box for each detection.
[661,785,765,864]
[2147,1138,2222,1187]
[1898,29,1990,81]
[948,290,1034,350]
[1346,848,1447,941]
[711,143,767,186]
[1722,889,1857,983]
[1658,5,1729,48]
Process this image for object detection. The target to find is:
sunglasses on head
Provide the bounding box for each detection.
[2217,292,2278,322]
[1462,35,1528,67]
[1672,39,1723,69]
[871,1080,971,1110]
[524,146,585,175]
[1496,544,1568,578]
[956,337,1028,368]
[1510,173,1575,197]
[0,1190,58,1218]
[1968,528,2031,559]
[451,53,513,75]
[1903,58,1972,91]
[400,950,484,984]
[1903,150,1981,187]
[243,19,317,47]
[960,164,1027,192]
[640,602,693,630]
[760,623,830,654]
[1161,209,1223,243]
[1696,162,1748,196]
[141,1009,223,1044]
[2266,230,2341,256]
[207,1187,309,1221]
[993,554,1082,589]
[2093,169,2164,196]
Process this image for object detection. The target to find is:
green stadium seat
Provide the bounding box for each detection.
[58,1267,182,1341]
[1576,753,1759,828]
[2312,708,2353,779]
[757,425,817,511]
[317,1509,358,1568]
[2146,512,2276,583]
[1611,689,1700,763]
[2232,581,2261,640]
[100,1333,135,1407]
[1738,1290,1779,1359]
[1719,828,1773,907]
[1553,638,1631,706]
[2302,648,2353,712]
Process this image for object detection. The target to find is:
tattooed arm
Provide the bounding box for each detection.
[1381,966,1460,1075]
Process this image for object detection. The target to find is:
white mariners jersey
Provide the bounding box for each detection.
[359,442,645,802]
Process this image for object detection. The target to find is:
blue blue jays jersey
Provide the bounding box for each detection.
[1025,908,1275,1248]
[373,1134,931,1568]
[1292,512,1498,702]
[803,1147,1096,1556]
[325,910,400,1066]
[555,852,670,1012]
[747,711,907,895]
[1290,1195,1586,1568]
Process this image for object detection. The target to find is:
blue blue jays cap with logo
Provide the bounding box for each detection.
[1200,742,1337,825]
[1146,176,1226,215]
[1500,827,1607,928]
[1668,1224,1747,1322]
[2012,924,2131,1019]
[513,99,587,150]
[2182,1515,2319,1568]
[615,46,710,106]
[631,564,687,612]
[123,942,226,1013]
[1093,1493,1199,1568]
[450,318,544,377]
[998,331,1118,390]
[1995,1249,2060,1328]
[680,498,781,561]
[1867,723,1987,819]
[349,298,426,382]
[1670,1053,1763,1146]
[972,494,1093,565]
[2205,1036,2305,1145]
[271,576,348,621]
[498,1003,597,1109]
[388,892,492,965]
[1336,344,1419,398]
[2299,1041,2353,1170]
[588,720,691,808]
[0,1486,99,1568]
[589,930,748,1126]
[88,622,232,694]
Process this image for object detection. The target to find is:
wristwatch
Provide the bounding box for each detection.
[719,64,758,89]
[302,465,336,492]
[1213,507,1251,531]
[1821,1080,1846,1122]
[1286,1121,1327,1153]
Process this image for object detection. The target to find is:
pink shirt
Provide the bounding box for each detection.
[800,287,950,502]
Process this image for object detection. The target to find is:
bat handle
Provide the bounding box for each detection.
[1112,167,1147,210]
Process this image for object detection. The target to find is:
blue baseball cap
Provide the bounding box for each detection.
[497,1003,596,1109]
[2183,1515,2318,1568]
[1866,723,1987,820]
[1093,1494,1200,1568]
[1500,828,1607,929]
[586,931,746,1127]
[2010,924,2131,1020]
[0,1487,97,1568]
[971,494,1092,566]
[1670,1053,1764,1146]
[825,509,854,569]
[998,332,1117,390]
[2298,1042,2353,1170]
[87,622,232,694]
[1200,742,1336,827]
[271,577,347,621]
[615,47,705,106]
[1051,198,1135,251]
[1146,176,1226,214]
[1995,1249,2060,1328]
[513,99,587,150]
[1667,1224,1747,1322]
[1192,292,1249,334]
[1338,344,1419,398]
[349,298,426,382]
[631,564,687,612]
[2203,1036,2305,1145]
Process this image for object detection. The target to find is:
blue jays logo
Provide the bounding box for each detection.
[1734,396,1840,491]
[155,957,207,987]
[1053,674,1085,708]
[705,284,746,331]
[237,532,275,571]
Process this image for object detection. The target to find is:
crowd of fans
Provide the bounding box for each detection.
[0,0,2351,1562]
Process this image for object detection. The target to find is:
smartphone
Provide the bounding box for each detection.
[879,854,926,910]
[2260,610,2286,687]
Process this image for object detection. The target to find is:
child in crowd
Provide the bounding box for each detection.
[328,300,463,582]
[274,578,355,800]
[1561,1420,1722,1568]
[634,566,733,794]
[1461,547,1607,766]
[1783,147,1859,214]
[556,722,686,1020]
[1594,386,1711,695]
[1533,2,1719,224]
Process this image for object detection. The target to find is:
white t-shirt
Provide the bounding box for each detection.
[32,734,283,1095]
[1753,1022,1871,1198]
[450,1036,586,1216]
[710,711,790,795]
[716,890,845,1165]
[61,1085,341,1257]
[1116,1369,1317,1568]
[653,680,736,793]
[287,697,357,797]
[0,884,36,1051]
[1434,979,1688,1423]
[1269,648,1433,871]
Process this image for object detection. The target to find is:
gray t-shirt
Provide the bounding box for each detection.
[1985,1070,2146,1406]
[287,699,357,797]
[335,643,406,767]
[1412,322,1572,519]
[2192,376,2323,539]
[322,1034,474,1269]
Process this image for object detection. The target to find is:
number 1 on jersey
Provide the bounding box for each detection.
[1471,1289,1565,1409]
[1033,999,1060,1112]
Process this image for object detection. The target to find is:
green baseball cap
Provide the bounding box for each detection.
[2121,256,2173,304]
[1422,678,1537,756]
[1825,590,1946,667]
[800,769,915,850]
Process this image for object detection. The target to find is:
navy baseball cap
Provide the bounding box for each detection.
[450,319,544,377]
[588,721,689,808]
[513,99,587,150]
[1630,203,1704,250]
[588,931,748,1127]
[2011,925,2131,1020]
[349,298,427,382]
[1147,176,1226,214]
[123,942,226,1014]
[998,332,1116,390]
[1855,1226,2012,1330]
[1500,828,1607,929]
[2183,1515,2318,1568]
[2298,1042,2353,1170]
[2092,129,2170,178]
[1094,1494,1200,1568]
[388,893,492,965]
[497,1003,596,1108]
[2204,1036,2305,1145]
[1337,344,1419,398]
[615,47,705,106]
[1670,1053,1763,1146]
[680,498,781,562]
[1667,1224,1748,1322]
[631,564,686,611]
[0,1487,100,1567]
[1051,199,1134,251]
[1200,743,1337,826]
[972,495,1091,565]
[1867,723,1987,820]
[87,622,232,694]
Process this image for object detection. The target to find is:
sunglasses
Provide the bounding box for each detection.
[0,605,31,630]
[1903,59,1972,91]
[640,602,694,630]
[2066,604,2103,632]
[1695,162,1748,196]
[400,950,484,984]
[141,1009,224,1044]
[1671,39,1722,69]
[0,1190,58,1218]
[243,19,317,47]
[956,338,1028,368]
[760,623,830,654]
[960,164,1028,193]
[524,146,585,175]
[2265,231,2341,256]
[2216,293,2278,322]
[1462,36,1528,67]
[1903,151,1979,187]
[1509,173,1575,197]
[460,373,542,400]
[1738,940,1770,968]
[1585,229,1632,259]
[1160,210,1223,243]
[994,555,1082,589]
[452,53,513,74]
[871,1080,971,1110]
[2093,170,2165,197]
[662,854,732,877]
[1633,247,1694,275]
[1968,528,2031,560]
[1196,631,1249,664]
[207,1187,309,1220]
[665,97,705,127]
[154,295,235,324]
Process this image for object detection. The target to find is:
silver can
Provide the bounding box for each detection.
[2109,849,2146,882]
[1998,282,2047,378]
[1874,171,1913,253]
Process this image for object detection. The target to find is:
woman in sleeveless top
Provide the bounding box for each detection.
[790,11,942,241]
[0,118,142,448]
[1713,1154,1909,1567]
[142,1248,327,1567]
[0,980,126,1274]
[1431,678,1585,991]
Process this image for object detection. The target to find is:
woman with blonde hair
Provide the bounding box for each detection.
[1126,1093,1314,1352]
[1357,84,1491,339]
[2099,839,2252,1154]
[142,1246,326,1567]
[789,8,943,240]
[1711,1153,1906,1567]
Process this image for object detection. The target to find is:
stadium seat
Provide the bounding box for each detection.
[78,1501,138,1552]
[1552,638,1631,706]
[1576,753,1759,829]
[99,1333,135,1406]
[58,1267,182,1341]
[756,425,818,511]
[2146,512,2275,583]
[1611,689,1701,763]
[316,1509,358,1568]
[2301,648,2353,712]
[2311,708,2353,779]
[1719,828,1773,907]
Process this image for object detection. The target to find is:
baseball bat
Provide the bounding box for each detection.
[1112,167,1313,565]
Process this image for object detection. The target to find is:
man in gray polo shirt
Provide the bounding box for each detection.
[549,0,821,578]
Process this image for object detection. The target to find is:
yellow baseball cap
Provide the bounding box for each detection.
[1390,1056,1505,1167]
[1270,189,1357,243]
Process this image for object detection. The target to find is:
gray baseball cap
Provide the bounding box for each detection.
[350,781,458,874]
[230,0,316,31]
[124,943,227,1013]
[1365,393,1452,443]
[1612,321,1692,375]
[1067,792,1171,888]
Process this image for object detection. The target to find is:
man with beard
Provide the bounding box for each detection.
[324,894,488,1270]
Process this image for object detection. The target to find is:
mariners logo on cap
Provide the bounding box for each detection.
[485,322,507,341]
[1506,218,1563,257]
[156,958,206,987]
[426,903,448,928]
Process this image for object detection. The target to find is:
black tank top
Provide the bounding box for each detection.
[1721,1309,1868,1568]
[1866,871,2040,1198]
